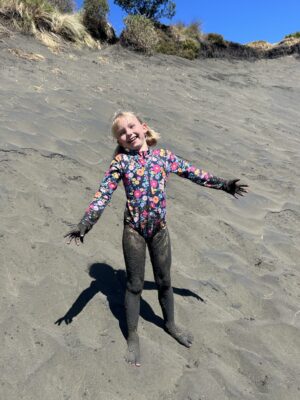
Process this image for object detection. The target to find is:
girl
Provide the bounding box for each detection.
[65,111,247,367]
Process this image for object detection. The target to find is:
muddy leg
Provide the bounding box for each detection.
[148,227,193,348]
[123,225,146,366]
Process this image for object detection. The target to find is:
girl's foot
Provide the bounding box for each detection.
[165,323,193,348]
[125,332,141,367]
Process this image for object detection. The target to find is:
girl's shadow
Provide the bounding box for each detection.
[55,263,204,338]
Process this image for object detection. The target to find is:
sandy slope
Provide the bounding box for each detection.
[1,32,300,400]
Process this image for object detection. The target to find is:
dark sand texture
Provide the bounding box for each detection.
[1,33,300,400]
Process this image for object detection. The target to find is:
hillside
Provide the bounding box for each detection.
[1,31,300,400]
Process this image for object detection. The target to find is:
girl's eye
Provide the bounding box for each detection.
[118,129,125,136]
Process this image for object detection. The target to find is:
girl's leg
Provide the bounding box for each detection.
[122,224,146,366]
[148,227,193,348]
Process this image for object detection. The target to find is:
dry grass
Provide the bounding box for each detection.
[8,46,45,60]
[171,21,202,42]
[35,29,61,52]
[0,0,100,50]
[278,36,300,46]
[247,40,273,50]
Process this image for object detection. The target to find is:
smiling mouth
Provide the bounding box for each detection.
[127,135,138,144]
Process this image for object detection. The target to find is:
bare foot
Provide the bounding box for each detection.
[125,332,141,367]
[165,323,193,348]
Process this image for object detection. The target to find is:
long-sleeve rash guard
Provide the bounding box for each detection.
[81,148,226,239]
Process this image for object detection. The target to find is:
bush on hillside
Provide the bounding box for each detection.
[82,0,111,40]
[114,0,175,21]
[120,14,158,54]
[285,31,300,39]
[155,22,201,59]
[48,0,74,13]
[205,33,226,46]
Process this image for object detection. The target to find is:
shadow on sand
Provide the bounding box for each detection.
[55,263,204,338]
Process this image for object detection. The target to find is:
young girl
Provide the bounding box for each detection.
[65,111,247,367]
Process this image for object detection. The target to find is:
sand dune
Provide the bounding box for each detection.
[1,32,300,400]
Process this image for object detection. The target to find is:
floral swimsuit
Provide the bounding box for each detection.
[82,148,226,239]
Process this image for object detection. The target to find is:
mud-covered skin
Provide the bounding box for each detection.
[122,224,193,366]
[63,148,247,366]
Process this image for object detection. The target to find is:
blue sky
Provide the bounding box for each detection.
[76,0,300,44]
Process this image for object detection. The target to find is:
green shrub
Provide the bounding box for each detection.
[285,31,300,39]
[179,38,200,59]
[82,0,109,40]
[121,14,158,54]
[206,33,226,46]
[155,37,177,55]
[155,23,200,59]
[48,0,74,13]
[156,37,199,59]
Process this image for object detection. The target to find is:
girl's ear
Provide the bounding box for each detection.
[142,122,148,134]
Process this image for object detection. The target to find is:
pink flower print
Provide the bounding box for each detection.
[109,182,117,190]
[152,164,161,174]
[169,152,175,161]
[139,158,146,166]
[171,162,178,171]
[142,210,148,217]
[150,180,158,188]
[188,166,196,173]
[134,189,142,198]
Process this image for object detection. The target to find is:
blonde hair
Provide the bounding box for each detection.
[111,111,160,157]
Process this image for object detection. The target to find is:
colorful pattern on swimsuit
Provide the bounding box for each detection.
[81,148,226,238]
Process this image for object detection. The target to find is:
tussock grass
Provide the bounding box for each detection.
[0,0,99,50]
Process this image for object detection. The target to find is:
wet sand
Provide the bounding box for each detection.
[1,32,300,400]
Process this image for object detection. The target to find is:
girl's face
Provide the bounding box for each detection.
[114,115,148,152]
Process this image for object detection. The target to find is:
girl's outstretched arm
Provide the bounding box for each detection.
[64,156,123,245]
[166,151,247,197]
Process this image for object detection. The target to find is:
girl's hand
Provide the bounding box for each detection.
[64,222,90,245]
[223,179,248,198]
